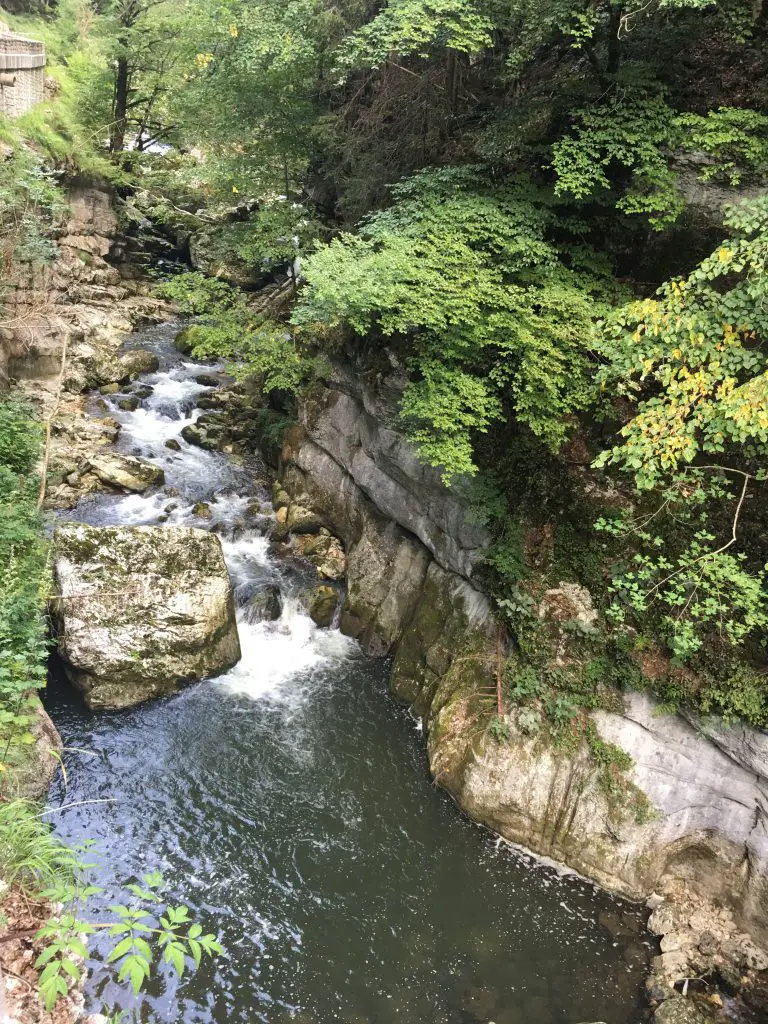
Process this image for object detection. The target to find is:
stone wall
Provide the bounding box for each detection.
[0,29,45,118]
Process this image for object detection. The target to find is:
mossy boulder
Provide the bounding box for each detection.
[173,325,204,354]
[118,349,160,380]
[52,522,241,709]
[308,585,338,627]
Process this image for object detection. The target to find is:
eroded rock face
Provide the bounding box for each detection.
[86,452,165,492]
[53,523,241,709]
[283,352,489,579]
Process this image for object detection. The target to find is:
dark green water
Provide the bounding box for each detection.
[45,322,652,1023]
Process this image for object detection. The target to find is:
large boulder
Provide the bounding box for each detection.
[52,523,241,709]
[87,452,164,492]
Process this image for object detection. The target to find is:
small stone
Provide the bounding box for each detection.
[195,373,219,387]
[661,931,695,954]
[165,438,181,451]
[647,893,666,911]
[192,502,212,520]
[275,506,288,525]
[649,905,680,936]
[116,395,139,411]
[100,382,120,395]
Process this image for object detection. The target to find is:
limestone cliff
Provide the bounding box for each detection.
[276,351,768,1000]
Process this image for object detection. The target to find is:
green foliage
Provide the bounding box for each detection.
[34,867,222,1011]
[596,470,768,660]
[595,195,768,488]
[552,91,684,230]
[295,166,608,481]
[0,146,63,275]
[155,271,238,315]
[338,0,493,71]
[201,199,324,272]
[0,800,78,896]
[156,272,323,393]
[699,664,768,726]
[553,91,768,229]
[676,107,768,185]
[0,399,49,775]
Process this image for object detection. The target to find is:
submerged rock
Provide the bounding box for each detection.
[247,584,283,622]
[52,522,241,709]
[87,451,165,492]
[116,395,139,411]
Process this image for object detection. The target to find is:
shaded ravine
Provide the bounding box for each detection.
[45,320,653,1024]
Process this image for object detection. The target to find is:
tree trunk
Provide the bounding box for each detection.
[110,52,129,153]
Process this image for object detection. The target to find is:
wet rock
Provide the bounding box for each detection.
[134,384,154,399]
[181,420,226,451]
[308,585,337,628]
[52,522,241,709]
[116,395,139,411]
[192,501,213,520]
[294,532,347,579]
[165,438,181,451]
[100,382,120,395]
[195,373,219,387]
[165,503,178,513]
[286,503,324,535]
[247,585,283,623]
[87,452,164,493]
[246,499,262,516]
[119,349,159,380]
[181,423,208,448]
[653,995,716,1023]
[272,481,290,509]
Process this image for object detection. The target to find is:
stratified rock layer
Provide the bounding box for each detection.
[52,522,241,709]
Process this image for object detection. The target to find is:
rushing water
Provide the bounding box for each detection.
[45,321,652,1024]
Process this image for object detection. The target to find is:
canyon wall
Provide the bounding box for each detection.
[276,351,768,994]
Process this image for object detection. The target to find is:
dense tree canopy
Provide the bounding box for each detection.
[2,0,767,711]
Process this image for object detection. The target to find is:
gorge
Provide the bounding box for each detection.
[0,0,767,1021]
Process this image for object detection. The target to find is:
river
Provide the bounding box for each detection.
[44,320,652,1024]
